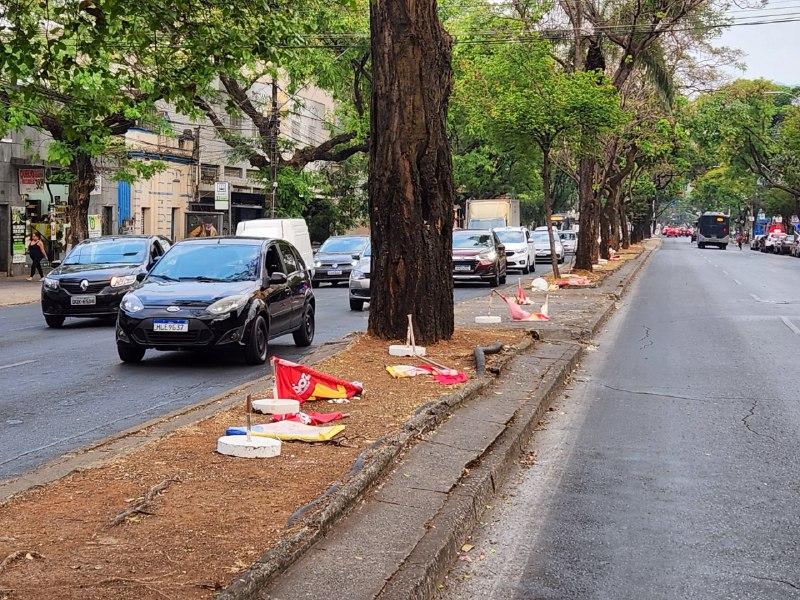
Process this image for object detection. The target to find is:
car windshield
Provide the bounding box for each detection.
[319,237,366,254]
[453,231,493,249]
[532,232,552,243]
[363,244,372,257]
[495,231,525,244]
[64,239,147,265]
[149,243,261,282]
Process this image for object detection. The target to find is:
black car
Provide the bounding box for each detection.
[115,237,315,364]
[41,235,172,328]
[312,235,369,287]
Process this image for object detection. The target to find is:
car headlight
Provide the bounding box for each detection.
[42,276,59,290]
[314,260,321,268]
[120,294,144,313]
[110,274,137,288]
[351,269,365,280]
[477,250,497,261]
[207,294,249,315]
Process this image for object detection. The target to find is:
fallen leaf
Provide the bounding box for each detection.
[461,544,474,553]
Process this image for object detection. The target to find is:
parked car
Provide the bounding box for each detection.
[494,227,535,273]
[750,234,764,250]
[311,235,369,287]
[235,218,314,278]
[452,230,507,287]
[41,235,172,328]
[778,234,796,254]
[761,232,785,253]
[116,237,315,364]
[559,230,578,253]
[348,243,371,311]
[531,228,565,263]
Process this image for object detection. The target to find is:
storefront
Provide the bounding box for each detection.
[189,190,266,237]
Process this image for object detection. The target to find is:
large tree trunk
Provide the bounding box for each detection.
[66,152,95,246]
[574,158,596,270]
[367,0,455,344]
[541,149,560,279]
[619,195,630,249]
[599,197,610,260]
[590,205,600,264]
[608,187,621,251]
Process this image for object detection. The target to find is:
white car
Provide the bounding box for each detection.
[531,228,564,264]
[493,227,534,273]
[559,230,577,253]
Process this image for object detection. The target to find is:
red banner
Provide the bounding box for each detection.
[272,357,363,402]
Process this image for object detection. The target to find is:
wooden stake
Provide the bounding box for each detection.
[246,394,252,442]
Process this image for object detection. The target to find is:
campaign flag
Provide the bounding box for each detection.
[271,411,344,425]
[272,357,363,402]
[494,291,551,322]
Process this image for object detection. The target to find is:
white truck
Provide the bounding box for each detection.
[465,198,521,230]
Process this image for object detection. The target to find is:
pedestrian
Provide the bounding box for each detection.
[736,232,743,250]
[189,216,218,237]
[27,231,48,281]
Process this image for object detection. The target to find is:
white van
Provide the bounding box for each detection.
[235,218,315,277]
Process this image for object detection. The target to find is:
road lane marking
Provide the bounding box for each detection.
[0,359,36,371]
[722,270,728,275]
[781,317,800,336]
[734,279,742,285]
[750,293,761,302]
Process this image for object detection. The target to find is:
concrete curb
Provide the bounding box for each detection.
[217,334,536,600]
[377,241,659,599]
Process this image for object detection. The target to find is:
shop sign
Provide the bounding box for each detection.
[88,214,102,238]
[18,168,45,194]
[11,207,26,263]
[214,181,230,210]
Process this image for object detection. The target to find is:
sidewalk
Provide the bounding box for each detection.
[0,276,42,308]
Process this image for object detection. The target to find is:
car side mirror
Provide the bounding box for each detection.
[269,272,288,285]
[50,259,61,267]
[351,254,360,261]
[136,272,147,282]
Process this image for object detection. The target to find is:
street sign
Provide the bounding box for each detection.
[214,181,230,210]
[748,215,755,222]
[775,215,783,223]
[791,215,799,225]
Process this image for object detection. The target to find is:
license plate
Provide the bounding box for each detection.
[70,295,96,306]
[327,269,343,276]
[153,319,189,333]
[455,265,472,272]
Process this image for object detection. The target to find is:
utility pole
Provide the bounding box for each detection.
[269,76,279,219]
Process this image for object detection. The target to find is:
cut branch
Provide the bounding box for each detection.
[109,477,179,526]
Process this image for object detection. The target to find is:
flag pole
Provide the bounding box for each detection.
[246,394,252,442]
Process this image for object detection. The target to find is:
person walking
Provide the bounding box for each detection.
[736,232,743,250]
[26,231,48,280]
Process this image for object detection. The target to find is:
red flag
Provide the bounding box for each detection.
[417,364,469,385]
[272,357,363,402]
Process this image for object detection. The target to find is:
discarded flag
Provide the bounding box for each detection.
[386,365,430,378]
[271,411,344,425]
[272,357,363,402]
[493,290,550,321]
[418,364,469,385]
[226,421,345,442]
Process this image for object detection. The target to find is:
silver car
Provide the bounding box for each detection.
[559,230,577,253]
[348,244,371,311]
[532,229,564,263]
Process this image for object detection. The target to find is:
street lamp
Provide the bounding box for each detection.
[270,180,278,219]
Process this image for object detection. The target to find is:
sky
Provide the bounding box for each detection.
[718,3,800,85]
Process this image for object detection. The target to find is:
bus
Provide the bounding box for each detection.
[697,212,730,249]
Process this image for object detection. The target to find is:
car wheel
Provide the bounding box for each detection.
[349,298,364,311]
[293,304,315,347]
[117,341,145,363]
[489,270,500,288]
[44,314,65,328]
[558,254,565,264]
[522,261,530,275]
[311,281,320,289]
[244,315,269,365]
[499,272,507,285]
[698,243,705,249]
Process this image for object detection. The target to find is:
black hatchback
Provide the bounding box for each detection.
[41,235,172,328]
[115,237,315,364]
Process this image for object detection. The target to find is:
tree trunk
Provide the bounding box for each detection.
[608,187,621,251]
[367,0,455,344]
[66,152,95,246]
[599,197,610,260]
[590,205,600,264]
[541,148,560,279]
[619,194,630,249]
[574,158,596,270]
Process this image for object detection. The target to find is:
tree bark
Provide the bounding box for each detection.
[599,198,610,260]
[66,152,95,246]
[574,158,596,270]
[541,148,560,278]
[367,0,455,344]
[608,184,621,251]
[619,195,630,249]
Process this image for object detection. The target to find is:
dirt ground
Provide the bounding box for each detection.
[0,329,525,600]
[543,243,644,285]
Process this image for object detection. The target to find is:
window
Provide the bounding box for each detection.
[200,164,218,184]
[292,247,306,271]
[265,245,284,276]
[224,166,243,178]
[281,244,299,274]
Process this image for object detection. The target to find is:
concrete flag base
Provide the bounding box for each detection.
[217,435,281,459]
[475,315,502,324]
[252,398,301,415]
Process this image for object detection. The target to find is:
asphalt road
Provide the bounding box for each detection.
[441,239,800,600]
[0,264,558,481]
